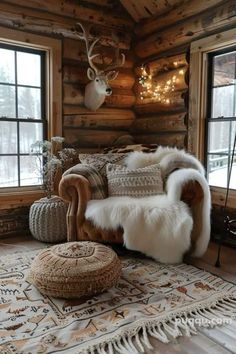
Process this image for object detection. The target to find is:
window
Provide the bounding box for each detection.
[206,49,236,190]
[189,28,236,207]
[0,43,46,188]
[0,27,62,207]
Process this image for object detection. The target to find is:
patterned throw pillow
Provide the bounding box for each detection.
[79,153,127,179]
[106,163,164,198]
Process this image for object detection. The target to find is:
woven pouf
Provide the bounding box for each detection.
[29,196,68,242]
[30,241,122,299]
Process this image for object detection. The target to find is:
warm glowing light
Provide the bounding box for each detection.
[138,64,181,104]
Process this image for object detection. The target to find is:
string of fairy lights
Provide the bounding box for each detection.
[138,62,185,104]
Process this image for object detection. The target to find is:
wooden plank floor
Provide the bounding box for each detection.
[0,235,236,354]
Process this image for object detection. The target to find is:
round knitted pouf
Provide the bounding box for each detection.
[29,196,68,243]
[30,241,122,299]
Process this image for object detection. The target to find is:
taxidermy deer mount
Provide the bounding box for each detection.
[76,22,125,111]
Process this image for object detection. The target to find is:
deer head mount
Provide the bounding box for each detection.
[76,22,125,111]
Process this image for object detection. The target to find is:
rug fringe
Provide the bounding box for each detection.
[85,295,236,354]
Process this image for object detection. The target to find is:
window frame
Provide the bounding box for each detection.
[0,42,46,189]
[0,27,62,208]
[189,28,236,208]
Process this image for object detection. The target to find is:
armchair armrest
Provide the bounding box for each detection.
[59,174,91,242]
[166,168,211,257]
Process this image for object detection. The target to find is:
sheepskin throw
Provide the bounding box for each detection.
[106,163,163,198]
[30,242,121,298]
[85,147,211,263]
[86,196,193,264]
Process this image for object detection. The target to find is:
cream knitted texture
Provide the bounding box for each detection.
[29,196,68,242]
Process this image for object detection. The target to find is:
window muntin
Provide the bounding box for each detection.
[206,49,236,190]
[0,43,45,189]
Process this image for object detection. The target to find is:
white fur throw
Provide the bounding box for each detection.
[85,147,211,264]
[86,196,193,264]
[125,146,205,179]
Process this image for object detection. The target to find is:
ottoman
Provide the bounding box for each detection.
[29,241,121,299]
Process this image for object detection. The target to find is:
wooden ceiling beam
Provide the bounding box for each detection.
[0,2,132,49]
[120,0,185,23]
[1,0,134,31]
[135,0,224,38]
[135,0,236,58]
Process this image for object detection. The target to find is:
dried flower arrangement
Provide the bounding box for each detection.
[30,136,78,198]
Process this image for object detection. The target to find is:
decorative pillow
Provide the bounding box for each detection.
[29,242,122,299]
[106,163,164,198]
[79,153,127,179]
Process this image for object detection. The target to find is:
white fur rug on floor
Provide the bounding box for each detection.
[86,195,193,264]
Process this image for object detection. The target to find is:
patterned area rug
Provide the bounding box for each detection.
[0,249,236,354]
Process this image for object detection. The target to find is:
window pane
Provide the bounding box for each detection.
[212,86,235,118]
[0,121,17,153]
[208,121,231,153]
[208,154,236,189]
[0,84,15,117]
[17,52,41,87]
[213,52,236,86]
[0,156,18,187]
[230,121,236,151]
[18,87,41,119]
[20,155,42,186]
[19,122,43,153]
[0,48,15,84]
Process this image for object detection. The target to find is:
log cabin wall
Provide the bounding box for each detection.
[0,0,135,153]
[132,0,236,149]
[0,0,135,236]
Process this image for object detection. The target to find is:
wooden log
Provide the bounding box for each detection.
[63,106,135,119]
[135,53,187,76]
[121,0,184,22]
[63,65,135,89]
[79,0,118,9]
[63,38,134,69]
[63,83,135,108]
[104,90,135,108]
[2,0,133,30]
[0,206,30,236]
[148,54,187,75]
[136,66,188,99]
[63,83,84,105]
[130,113,187,133]
[64,114,134,131]
[135,0,225,38]
[64,128,128,148]
[135,0,236,58]
[0,3,131,49]
[134,132,186,148]
[135,90,187,113]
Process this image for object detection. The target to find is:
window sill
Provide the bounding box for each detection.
[0,189,45,209]
[211,186,236,209]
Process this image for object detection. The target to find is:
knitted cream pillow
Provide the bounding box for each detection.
[106,163,164,198]
[30,242,121,299]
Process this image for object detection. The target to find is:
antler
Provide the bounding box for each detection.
[75,22,101,75]
[103,46,125,73]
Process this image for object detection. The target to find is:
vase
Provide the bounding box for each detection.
[29,196,68,243]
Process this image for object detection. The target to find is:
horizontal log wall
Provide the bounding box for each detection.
[133,54,188,148]
[0,0,134,235]
[133,0,236,150]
